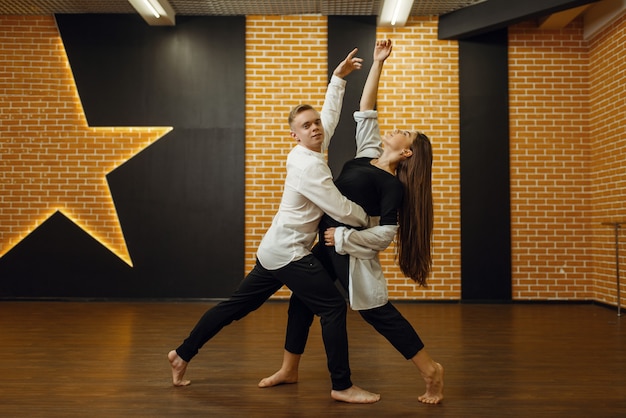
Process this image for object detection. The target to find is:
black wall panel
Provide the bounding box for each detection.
[459,29,512,301]
[56,14,245,129]
[0,15,245,299]
[327,16,376,178]
[106,127,244,298]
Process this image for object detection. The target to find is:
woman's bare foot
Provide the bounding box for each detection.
[331,385,381,404]
[258,368,298,388]
[418,362,444,404]
[259,350,301,388]
[168,350,191,387]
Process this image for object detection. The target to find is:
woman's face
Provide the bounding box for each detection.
[383,129,416,154]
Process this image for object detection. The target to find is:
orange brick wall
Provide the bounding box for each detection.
[509,16,626,308]
[509,20,592,300]
[377,19,461,300]
[245,16,462,300]
[0,16,170,266]
[245,16,331,298]
[588,13,626,308]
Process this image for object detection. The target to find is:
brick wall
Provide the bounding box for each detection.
[509,15,626,307]
[0,16,170,266]
[509,19,592,300]
[375,18,461,300]
[588,13,626,307]
[245,16,461,299]
[245,16,330,298]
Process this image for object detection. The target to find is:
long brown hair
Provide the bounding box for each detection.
[395,132,433,286]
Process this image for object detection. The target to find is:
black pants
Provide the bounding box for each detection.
[285,242,425,360]
[175,255,352,391]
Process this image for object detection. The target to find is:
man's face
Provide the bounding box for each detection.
[290,108,324,152]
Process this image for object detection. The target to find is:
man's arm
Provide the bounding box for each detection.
[319,48,363,152]
[299,161,368,228]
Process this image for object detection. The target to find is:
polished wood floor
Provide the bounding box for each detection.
[0,300,624,417]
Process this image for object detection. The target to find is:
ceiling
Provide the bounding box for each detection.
[0,0,486,17]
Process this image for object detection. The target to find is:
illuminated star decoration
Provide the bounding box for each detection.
[0,16,171,266]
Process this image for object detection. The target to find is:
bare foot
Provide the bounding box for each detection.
[418,362,444,404]
[258,368,298,388]
[168,350,191,387]
[331,385,380,404]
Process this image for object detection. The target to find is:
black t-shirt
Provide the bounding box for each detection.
[322,157,403,228]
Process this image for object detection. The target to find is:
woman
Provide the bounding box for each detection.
[259,39,444,404]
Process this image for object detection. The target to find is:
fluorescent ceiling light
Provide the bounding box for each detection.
[128,0,176,26]
[378,0,415,27]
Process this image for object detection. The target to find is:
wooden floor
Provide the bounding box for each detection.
[0,301,624,417]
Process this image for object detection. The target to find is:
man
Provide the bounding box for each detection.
[168,48,380,404]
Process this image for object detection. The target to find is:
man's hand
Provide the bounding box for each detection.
[324,227,336,246]
[333,48,363,79]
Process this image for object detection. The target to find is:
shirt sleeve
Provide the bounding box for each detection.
[320,75,347,152]
[353,110,383,159]
[298,160,368,228]
[333,224,398,259]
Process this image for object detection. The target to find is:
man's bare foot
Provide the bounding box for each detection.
[331,385,380,404]
[258,369,298,388]
[418,362,444,404]
[168,350,191,387]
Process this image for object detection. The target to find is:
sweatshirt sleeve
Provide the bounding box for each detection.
[353,110,383,159]
[334,224,398,259]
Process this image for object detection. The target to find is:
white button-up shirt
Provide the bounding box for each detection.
[257,76,368,270]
